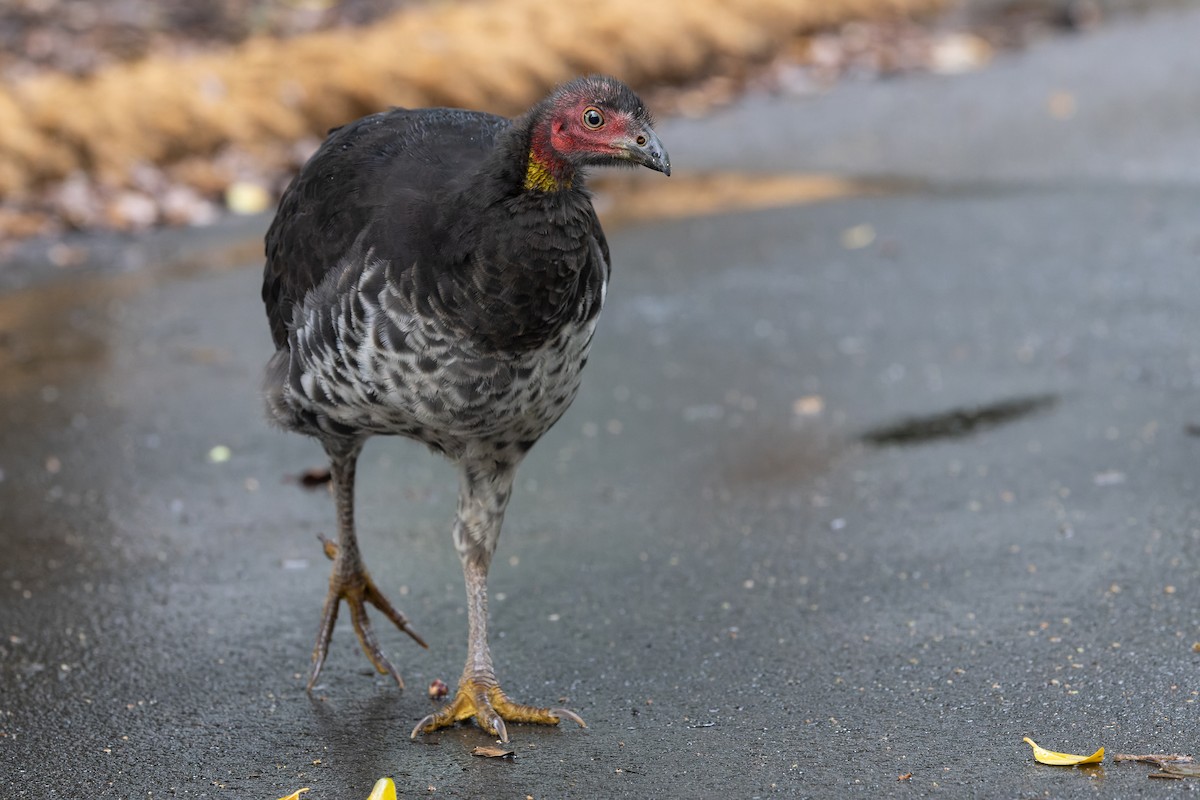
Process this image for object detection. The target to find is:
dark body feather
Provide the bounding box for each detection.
[262,104,611,459]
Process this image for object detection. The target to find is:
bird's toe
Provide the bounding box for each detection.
[348,599,405,688]
[411,679,585,742]
[306,539,424,691]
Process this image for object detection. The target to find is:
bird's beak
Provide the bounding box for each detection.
[624,127,671,176]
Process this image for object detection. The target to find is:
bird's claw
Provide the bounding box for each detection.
[307,538,427,691]
[410,679,586,743]
[547,707,586,729]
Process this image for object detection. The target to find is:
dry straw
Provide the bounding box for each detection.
[0,0,945,196]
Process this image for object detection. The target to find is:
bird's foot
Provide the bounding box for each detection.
[410,677,585,743]
[308,534,427,691]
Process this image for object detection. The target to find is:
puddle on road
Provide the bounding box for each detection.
[1,169,902,393]
[0,234,270,595]
[0,236,260,396]
[594,171,916,228]
[861,393,1060,446]
[0,279,112,395]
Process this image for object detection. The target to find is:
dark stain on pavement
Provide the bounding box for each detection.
[861,393,1060,446]
[718,428,844,489]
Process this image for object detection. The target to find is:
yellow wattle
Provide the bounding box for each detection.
[523,152,571,192]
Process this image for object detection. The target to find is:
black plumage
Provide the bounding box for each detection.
[261,75,669,741]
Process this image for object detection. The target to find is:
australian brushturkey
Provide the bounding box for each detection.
[262,75,669,741]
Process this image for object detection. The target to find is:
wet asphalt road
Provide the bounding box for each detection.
[4,8,1200,798]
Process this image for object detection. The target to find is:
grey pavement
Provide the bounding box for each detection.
[4,6,1200,798]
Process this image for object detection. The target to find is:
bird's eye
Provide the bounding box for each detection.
[582,107,604,129]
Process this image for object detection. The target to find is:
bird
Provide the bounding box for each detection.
[261,74,670,742]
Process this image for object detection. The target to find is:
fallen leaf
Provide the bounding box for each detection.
[225,181,272,215]
[792,395,824,417]
[278,790,310,800]
[297,467,332,488]
[428,678,449,699]
[367,778,397,800]
[1024,737,1104,765]
[1113,753,1193,767]
[840,223,876,250]
[897,772,913,781]
[472,746,515,759]
[928,32,992,75]
[1161,763,1200,778]
[1047,91,1077,120]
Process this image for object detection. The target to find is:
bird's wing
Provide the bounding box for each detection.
[588,204,612,280]
[262,107,512,348]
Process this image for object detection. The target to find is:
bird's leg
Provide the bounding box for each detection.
[308,439,426,691]
[411,463,585,742]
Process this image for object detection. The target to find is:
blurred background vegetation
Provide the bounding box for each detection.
[0,0,1157,248]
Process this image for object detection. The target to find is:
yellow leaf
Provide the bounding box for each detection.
[278,790,310,800]
[367,778,397,800]
[1024,737,1104,765]
[225,181,272,215]
[472,745,516,758]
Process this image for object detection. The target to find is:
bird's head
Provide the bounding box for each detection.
[525,75,670,191]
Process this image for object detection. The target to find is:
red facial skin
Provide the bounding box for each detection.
[529,99,640,184]
[550,99,637,157]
